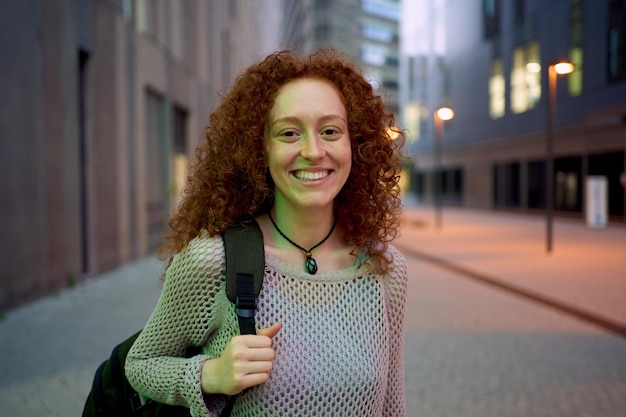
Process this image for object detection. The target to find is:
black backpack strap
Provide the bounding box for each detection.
[91,360,107,416]
[234,272,257,335]
[223,219,265,336]
[221,220,265,416]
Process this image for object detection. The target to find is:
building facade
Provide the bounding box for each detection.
[283,0,401,115]
[404,0,626,222]
[0,0,282,312]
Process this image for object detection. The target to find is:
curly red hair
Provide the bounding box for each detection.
[158,49,405,274]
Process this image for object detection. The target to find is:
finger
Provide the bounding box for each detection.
[257,322,282,338]
[236,335,273,349]
[244,360,274,374]
[229,362,274,393]
[245,347,275,362]
[240,372,271,389]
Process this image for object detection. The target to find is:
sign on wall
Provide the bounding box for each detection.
[585,176,608,228]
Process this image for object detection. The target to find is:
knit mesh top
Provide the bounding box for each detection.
[125,231,407,417]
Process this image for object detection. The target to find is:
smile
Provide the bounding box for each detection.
[293,170,331,182]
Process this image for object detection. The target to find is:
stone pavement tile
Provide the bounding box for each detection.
[0,256,166,417]
[397,205,626,330]
[404,256,626,417]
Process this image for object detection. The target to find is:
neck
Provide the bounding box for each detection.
[270,203,336,250]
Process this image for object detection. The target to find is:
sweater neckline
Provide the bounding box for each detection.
[265,253,367,282]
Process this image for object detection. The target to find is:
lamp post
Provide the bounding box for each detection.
[546,61,574,253]
[434,106,455,230]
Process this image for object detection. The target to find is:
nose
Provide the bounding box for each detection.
[300,135,326,161]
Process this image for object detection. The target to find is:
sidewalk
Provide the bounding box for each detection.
[0,256,168,416]
[0,205,624,416]
[397,203,626,335]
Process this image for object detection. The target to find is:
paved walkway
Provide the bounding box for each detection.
[0,257,167,416]
[0,204,624,416]
[396,204,626,335]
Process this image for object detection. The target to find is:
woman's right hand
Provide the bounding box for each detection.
[201,323,282,395]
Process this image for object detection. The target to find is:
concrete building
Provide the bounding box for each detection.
[283,0,401,115]
[403,0,626,222]
[0,0,282,312]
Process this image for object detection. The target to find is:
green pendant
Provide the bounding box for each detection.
[305,255,318,275]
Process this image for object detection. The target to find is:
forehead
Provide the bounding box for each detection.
[270,78,347,120]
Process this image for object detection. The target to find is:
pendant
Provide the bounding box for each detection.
[305,254,318,275]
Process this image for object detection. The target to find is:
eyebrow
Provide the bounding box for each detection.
[270,114,347,128]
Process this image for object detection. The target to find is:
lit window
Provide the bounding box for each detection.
[362,0,400,20]
[568,0,584,95]
[489,59,505,119]
[569,47,583,96]
[362,19,395,42]
[362,43,388,66]
[510,41,541,114]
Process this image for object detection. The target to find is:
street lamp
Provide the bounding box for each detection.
[433,106,455,230]
[546,61,575,253]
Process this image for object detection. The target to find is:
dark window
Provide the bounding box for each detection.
[570,0,584,46]
[505,162,521,207]
[172,106,187,155]
[493,163,520,208]
[483,0,501,39]
[608,0,626,81]
[554,156,582,212]
[412,171,426,199]
[527,160,546,209]
[382,79,399,90]
[146,90,168,252]
[444,168,464,205]
[385,56,399,67]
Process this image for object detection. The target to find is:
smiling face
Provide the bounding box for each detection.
[265,78,352,214]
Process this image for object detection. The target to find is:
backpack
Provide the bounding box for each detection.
[82,221,265,417]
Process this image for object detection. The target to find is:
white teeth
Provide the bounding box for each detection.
[294,171,329,181]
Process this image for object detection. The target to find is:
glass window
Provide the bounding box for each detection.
[510,41,541,114]
[569,0,583,95]
[362,0,400,21]
[362,19,396,43]
[489,59,505,119]
[362,43,388,66]
[145,90,168,251]
[135,0,159,38]
[483,0,501,38]
[608,0,626,82]
[171,106,188,211]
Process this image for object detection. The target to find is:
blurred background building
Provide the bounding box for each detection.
[0,0,400,312]
[2,0,623,312]
[402,0,626,223]
[283,0,401,114]
[0,0,283,311]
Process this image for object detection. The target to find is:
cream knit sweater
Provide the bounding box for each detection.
[126,231,407,417]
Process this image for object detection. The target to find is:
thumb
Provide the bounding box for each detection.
[257,322,282,339]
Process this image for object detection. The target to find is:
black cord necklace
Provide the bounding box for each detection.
[268,211,337,275]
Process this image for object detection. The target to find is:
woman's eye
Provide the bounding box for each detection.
[277,129,300,141]
[321,127,342,138]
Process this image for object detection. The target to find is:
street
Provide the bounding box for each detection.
[1,206,625,416]
[404,256,625,417]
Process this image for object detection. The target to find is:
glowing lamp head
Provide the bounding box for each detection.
[553,62,575,75]
[436,107,455,121]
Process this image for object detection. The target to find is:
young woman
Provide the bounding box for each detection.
[125,49,408,417]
